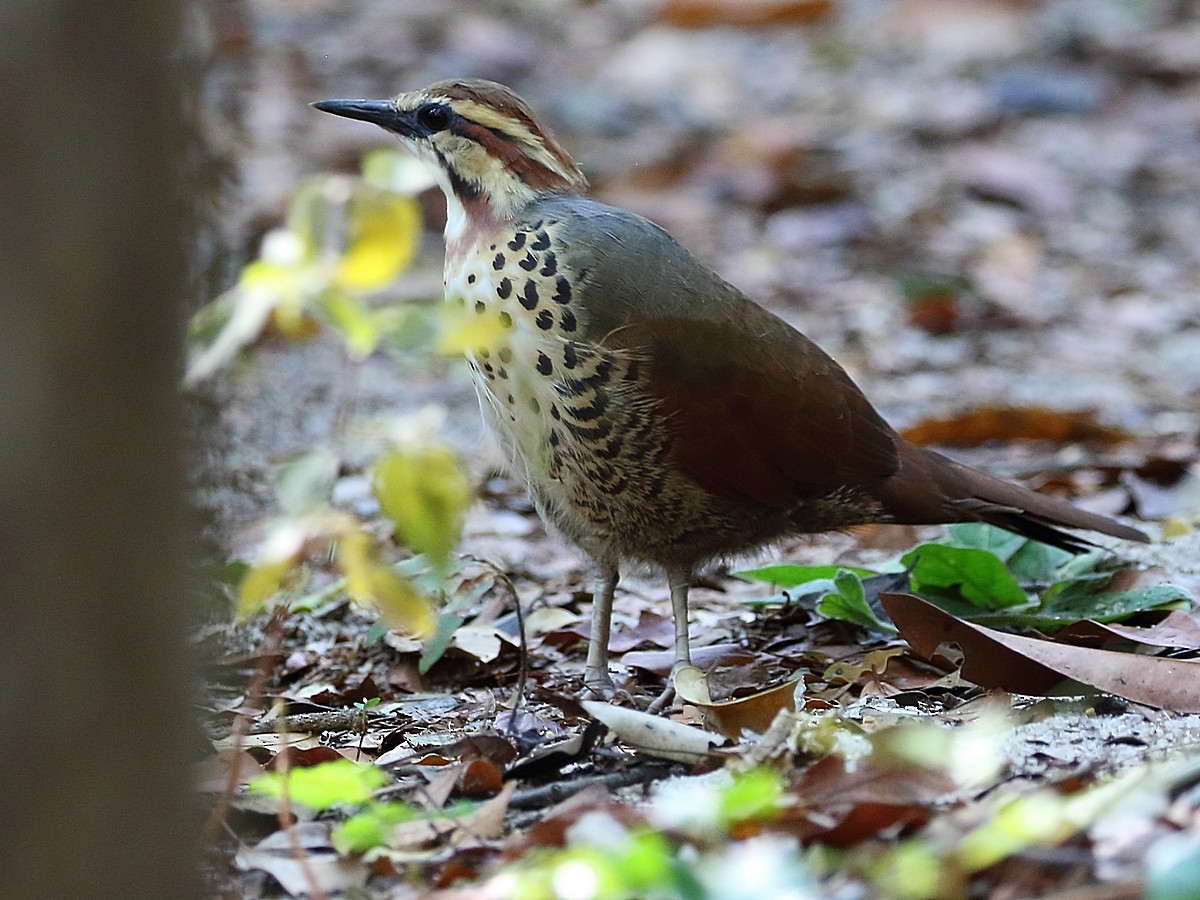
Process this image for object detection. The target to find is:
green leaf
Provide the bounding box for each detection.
[250,759,388,811]
[273,447,339,516]
[943,522,1030,561]
[362,618,389,647]
[816,570,899,635]
[902,544,1029,609]
[1006,538,1075,586]
[317,288,380,359]
[418,612,465,674]
[372,445,470,565]
[1038,583,1190,625]
[287,575,347,615]
[377,305,438,353]
[736,563,877,589]
[617,831,678,894]
[718,768,784,826]
[332,801,416,854]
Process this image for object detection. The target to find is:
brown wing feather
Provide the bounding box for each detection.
[544,197,899,507]
[608,312,898,507]
[619,314,902,504]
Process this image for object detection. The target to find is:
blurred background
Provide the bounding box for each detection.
[187,0,1200,555]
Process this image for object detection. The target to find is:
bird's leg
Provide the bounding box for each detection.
[646,567,693,714]
[583,562,619,699]
[667,566,694,672]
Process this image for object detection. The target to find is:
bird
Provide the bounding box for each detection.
[313,79,1149,698]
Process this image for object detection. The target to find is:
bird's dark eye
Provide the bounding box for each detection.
[416,103,452,133]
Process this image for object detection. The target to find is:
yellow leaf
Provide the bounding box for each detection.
[336,531,434,637]
[435,303,508,356]
[337,531,376,600]
[237,558,292,619]
[365,563,435,637]
[335,190,421,292]
[241,258,310,338]
[1162,517,1193,540]
[372,445,470,564]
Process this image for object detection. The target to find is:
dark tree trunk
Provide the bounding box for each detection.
[0,3,198,897]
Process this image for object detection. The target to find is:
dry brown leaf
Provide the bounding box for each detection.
[882,593,1200,711]
[380,781,516,851]
[621,643,758,676]
[457,758,505,797]
[900,405,1129,447]
[660,0,834,28]
[1056,610,1200,652]
[675,665,804,738]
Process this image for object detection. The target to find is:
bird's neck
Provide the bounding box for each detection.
[440,173,559,260]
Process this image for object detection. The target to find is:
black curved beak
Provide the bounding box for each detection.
[311,99,414,137]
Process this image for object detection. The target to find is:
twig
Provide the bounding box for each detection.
[199,604,288,847]
[274,708,330,900]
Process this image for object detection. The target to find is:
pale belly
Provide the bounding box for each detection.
[441,218,812,568]
[442,221,677,561]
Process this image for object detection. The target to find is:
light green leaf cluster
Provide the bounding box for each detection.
[185,150,422,384]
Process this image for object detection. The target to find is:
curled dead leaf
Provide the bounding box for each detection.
[882,593,1200,711]
[674,665,805,739]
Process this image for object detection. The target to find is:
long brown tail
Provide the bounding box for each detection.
[873,441,1149,552]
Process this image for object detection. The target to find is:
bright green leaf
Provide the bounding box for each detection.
[616,831,677,892]
[816,570,899,634]
[332,801,416,854]
[250,759,389,812]
[736,563,876,588]
[902,544,1029,609]
[718,768,784,826]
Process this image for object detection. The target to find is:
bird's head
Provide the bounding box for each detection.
[314,79,587,231]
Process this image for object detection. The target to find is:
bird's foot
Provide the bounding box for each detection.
[582,668,617,701]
